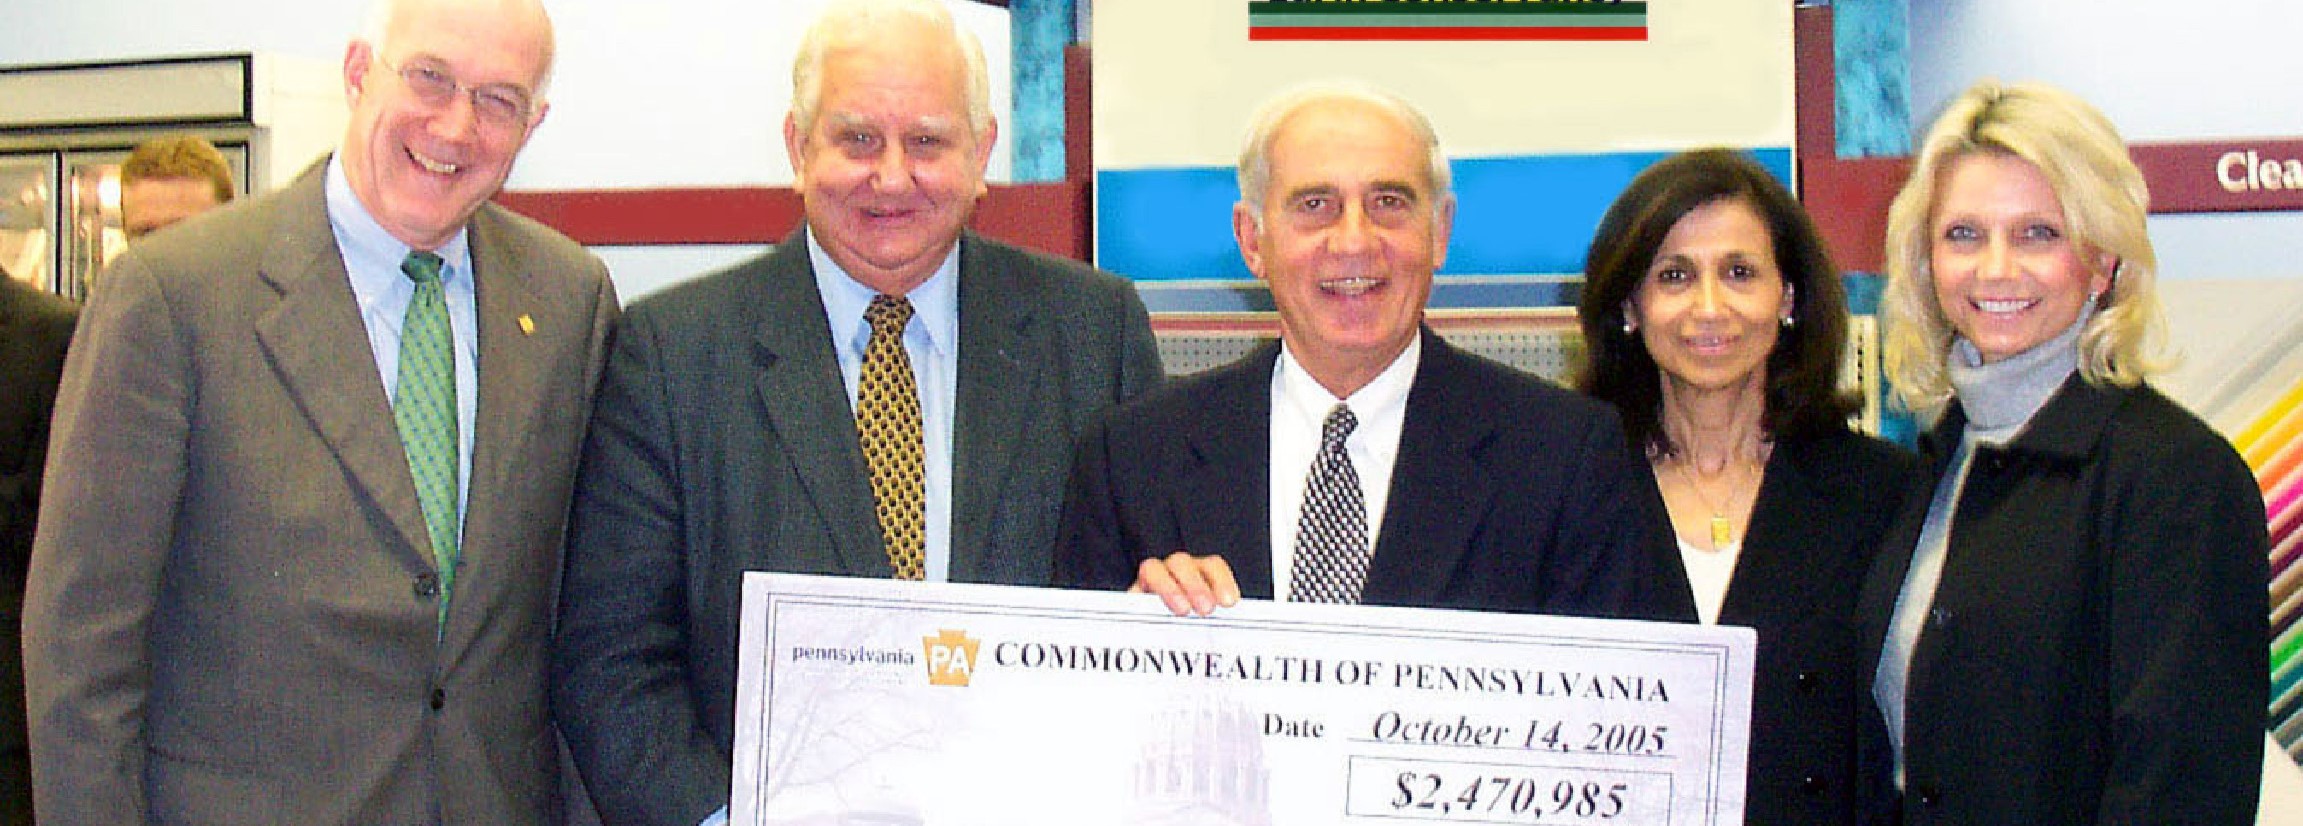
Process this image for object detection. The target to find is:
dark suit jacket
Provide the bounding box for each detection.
[1854,377,2268,825]
[1715,428,1914,826]
[23,162,619,825]
[551,231,1163,826]
[0,275,75,826]
[1055,330,1694,621]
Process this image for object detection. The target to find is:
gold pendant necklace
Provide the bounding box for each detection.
[1670,455,1753,550]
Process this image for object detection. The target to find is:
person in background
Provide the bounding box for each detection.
[1859,79,2268,824]
[548,1,1161,823]
[1575,148,1917,824]
[22,0,619,821]
[1055,81,1692,623]
[0,269,76,826]
[119,134,236,241]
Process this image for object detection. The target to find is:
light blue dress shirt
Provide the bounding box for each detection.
[806,227,961,583]
[323,159,479,531]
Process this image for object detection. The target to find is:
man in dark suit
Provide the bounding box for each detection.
[0,271,74,826]
[548,2,1161,824]
[1055,83,1691,622]
[22,0,618,822]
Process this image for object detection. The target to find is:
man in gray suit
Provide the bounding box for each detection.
[548,1,1161,824]
[23,0,616,822]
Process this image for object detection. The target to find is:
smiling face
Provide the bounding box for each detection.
[1236,97,1451,397]
[785,19,993,297]
[1629,197,1789,402]
[340,0,552,251]
[1928,152,2112,363]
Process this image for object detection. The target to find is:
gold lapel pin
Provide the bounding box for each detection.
[518,314,536,335]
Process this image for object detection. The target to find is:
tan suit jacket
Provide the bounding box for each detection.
[23,162,618,825]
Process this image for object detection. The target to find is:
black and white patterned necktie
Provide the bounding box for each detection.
[1288,404,1368,603]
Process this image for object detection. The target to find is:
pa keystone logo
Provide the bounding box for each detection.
[922,629,981,687]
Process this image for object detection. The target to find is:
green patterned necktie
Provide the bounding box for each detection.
[395,251,460,629]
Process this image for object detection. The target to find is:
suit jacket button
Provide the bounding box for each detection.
[1914,784,1940,807]
[414,573,441,599]
[1800,776,1827,795]
[1794,671,1817,692]
[429,688,446,710]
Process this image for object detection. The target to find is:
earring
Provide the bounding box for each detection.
[1780,314,1795,329]
[1622,319,1636,334]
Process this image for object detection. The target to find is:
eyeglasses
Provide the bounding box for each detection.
[378,55,537,134]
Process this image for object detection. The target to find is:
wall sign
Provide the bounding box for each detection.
[1247,0,1648,42]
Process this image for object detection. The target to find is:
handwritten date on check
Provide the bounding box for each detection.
[731,573,1753,826]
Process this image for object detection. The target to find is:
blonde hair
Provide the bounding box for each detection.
[1881,79,2165,413]
[122,134,236,203]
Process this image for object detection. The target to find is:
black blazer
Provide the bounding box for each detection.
[1056,329,1694,621]
[0,275,74,826]
[1715,428,1915,826]
[551,232,1163,826]
[1854,376,2269,825]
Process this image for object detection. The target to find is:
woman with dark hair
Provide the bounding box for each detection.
[1860,80,2267,824]
[1576,148,1916,825]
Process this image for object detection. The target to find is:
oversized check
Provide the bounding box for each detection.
[731,573,1754,826]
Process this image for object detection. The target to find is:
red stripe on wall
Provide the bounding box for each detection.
[492,180,1093,261]
[1247,26,1646,42]
[491,188,802,246]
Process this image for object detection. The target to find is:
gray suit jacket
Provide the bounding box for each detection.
[23,163,619,825]
[551,231,1161,826]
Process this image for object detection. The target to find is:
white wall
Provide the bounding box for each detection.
[1907,0,2303,283]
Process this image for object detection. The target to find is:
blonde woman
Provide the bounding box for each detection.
[1858,80,2268,824]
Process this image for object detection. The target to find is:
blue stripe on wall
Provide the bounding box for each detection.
[1096,148,1795,299]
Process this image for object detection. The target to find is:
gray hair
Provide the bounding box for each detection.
[1236,81,1451,224]
[790,0,993,141]
[359,0,558,100]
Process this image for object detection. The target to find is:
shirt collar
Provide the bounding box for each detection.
[804,226,960,356]
[324,157,472,287]
[1275,333,1422,425]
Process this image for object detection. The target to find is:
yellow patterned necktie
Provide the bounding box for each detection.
[394,251,459,628]
[858,295,925,580]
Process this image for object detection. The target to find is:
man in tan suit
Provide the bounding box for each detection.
[22,0,616,823]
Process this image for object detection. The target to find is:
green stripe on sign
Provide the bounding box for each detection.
[1250,13,1645,27]
[1248,1,1647,17]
